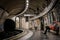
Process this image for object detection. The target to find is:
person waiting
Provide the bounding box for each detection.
[44,21,59,35]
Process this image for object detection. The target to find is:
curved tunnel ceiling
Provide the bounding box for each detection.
[0,0,27,19]
[8,0,29,18]
[29,0,57,20]
[0,0,25,12]
[0,0,57,20]
[8,0,50,18]
[25,0,51,15]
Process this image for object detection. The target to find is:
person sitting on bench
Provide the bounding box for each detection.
[44,21,59,35]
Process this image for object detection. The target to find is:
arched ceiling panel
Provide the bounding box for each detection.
[25,0,51,15]
[0,0,25,12]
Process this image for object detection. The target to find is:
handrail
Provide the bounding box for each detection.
[29,0,57,20]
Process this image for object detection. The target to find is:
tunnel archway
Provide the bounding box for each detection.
[4,19,16,32]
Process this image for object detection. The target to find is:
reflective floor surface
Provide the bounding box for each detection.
[27,30,60,40]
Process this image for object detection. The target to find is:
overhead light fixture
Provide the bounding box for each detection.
[24,14,34,16]
[15,0,29,16]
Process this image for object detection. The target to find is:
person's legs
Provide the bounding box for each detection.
[48,27,50,32]
[44,26,48,34]
[44,29,47,34]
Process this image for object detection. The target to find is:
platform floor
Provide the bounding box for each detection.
[27,30,60,40]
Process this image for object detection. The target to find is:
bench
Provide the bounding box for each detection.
[49,25,59,34]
